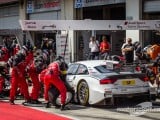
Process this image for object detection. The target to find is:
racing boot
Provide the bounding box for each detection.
[10,100,15,105]
[31,99,42,104]
[45,102,51,108]
[0,93,4,98]
[26,99,31,103]
[60,104,70,111]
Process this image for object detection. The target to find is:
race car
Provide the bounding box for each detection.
[66,60,157,106]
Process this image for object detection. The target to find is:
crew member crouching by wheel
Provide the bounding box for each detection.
[39,56,68,110]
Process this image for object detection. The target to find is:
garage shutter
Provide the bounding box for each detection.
[0,4,19,29]
[144,0,160,12]
[0,16,20,29]
[29,11,61,20]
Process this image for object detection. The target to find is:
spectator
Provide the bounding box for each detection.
[99,36,110,59]
[41,37,56,63]
[48,38,56,62]
[121,38,126,56]
[89,36,100,60]
[133,41,142,61]
[121,38,134,64]
[147,43,160,60]
[41,37,50,51]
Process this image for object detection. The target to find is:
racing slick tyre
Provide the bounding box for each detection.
[77,81,89,106]
[48,85,60,106]
[150,94,156,101]
[48,85,73,107]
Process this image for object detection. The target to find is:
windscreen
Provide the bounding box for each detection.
[95,64,137,74]
[94,65,113,73]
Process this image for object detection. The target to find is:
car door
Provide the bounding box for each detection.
[66,64,79,87]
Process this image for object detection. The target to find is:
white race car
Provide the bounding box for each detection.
[66,60,157,106]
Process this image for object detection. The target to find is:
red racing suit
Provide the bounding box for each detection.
[0,47,9,62]
[27,62,40,101]
[0,47,9,92]
[13,45,20,56]
[0,76,4,93]
[10,51,33,102]
[0,63,9,94]
[26,51,34,65]
[40,62,67,105]
[10,61,30,101]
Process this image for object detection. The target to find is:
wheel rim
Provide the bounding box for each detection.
[78,81,89,105]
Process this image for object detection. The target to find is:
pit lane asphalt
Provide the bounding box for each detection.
[1,97,160,120]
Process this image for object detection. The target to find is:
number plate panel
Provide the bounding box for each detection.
[122,80,135,86]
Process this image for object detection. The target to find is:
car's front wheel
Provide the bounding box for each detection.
[77,81,89,106]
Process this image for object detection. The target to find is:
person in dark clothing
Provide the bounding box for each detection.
[122,38,134,64]
[134,41,142,61]
[41,37,55,63]
[41,38,50,50]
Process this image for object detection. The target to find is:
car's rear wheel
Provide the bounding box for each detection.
[77,81,89,106]
[150,94,156,101]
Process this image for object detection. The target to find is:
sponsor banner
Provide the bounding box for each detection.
[118,20,154,30]
[27,0,34,13]
[19,20,160,31]
[56,34,70,63]
[27,0,61,13]
[75,0,125,8]
[75,0,83,8]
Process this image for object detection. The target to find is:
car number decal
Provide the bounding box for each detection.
[122,80,135,85]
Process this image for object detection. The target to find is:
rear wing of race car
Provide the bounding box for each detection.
[106,61,155,73]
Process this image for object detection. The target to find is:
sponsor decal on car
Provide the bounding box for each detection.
[117,102,160,116]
